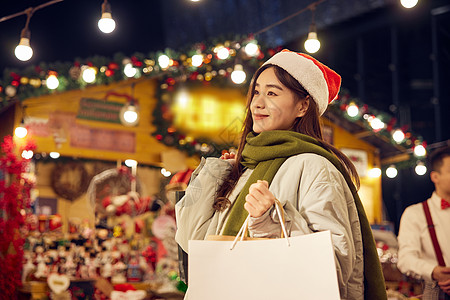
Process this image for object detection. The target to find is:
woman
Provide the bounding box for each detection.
[175,49,386,300]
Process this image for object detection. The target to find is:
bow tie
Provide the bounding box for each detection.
[442,199,450,210]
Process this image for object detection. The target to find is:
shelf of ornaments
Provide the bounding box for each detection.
[20,207,186,298]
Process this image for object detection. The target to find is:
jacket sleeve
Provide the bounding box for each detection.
[397,205,436,281]
[175,157,233,252]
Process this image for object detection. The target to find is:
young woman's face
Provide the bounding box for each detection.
[250,67,308,133]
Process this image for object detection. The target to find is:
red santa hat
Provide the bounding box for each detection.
[262,49,341,116]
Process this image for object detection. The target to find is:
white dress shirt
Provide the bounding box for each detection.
[397,192,450,281]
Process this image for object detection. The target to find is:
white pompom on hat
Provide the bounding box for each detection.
[262,49,341,116]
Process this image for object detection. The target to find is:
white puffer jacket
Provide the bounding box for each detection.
[175,153,364,300]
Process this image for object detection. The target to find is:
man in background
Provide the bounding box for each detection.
[398,146,450,299]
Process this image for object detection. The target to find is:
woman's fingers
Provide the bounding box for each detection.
[245,181,275,217]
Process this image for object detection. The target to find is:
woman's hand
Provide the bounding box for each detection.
[220,151,236,166]
[244,180,275,218]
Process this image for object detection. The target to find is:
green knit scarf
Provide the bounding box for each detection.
[222,130,387,300]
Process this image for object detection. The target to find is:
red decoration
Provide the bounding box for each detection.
[0,136,36,299]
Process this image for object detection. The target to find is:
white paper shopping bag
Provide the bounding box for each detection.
[188,230,340,300]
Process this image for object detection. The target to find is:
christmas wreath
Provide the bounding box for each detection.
[51,161,90,200]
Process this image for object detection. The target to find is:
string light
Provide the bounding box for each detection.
[161,168,171,177]
[244,41,259,57]
[125,159,137,167]
[304,5,320,54]
[46,74,59,90]
[191,54,203,67]
[15,125,28,138]
[15,9,34,61]
[98,0,116,34]
[413,144,426,157]
[392,129,405,144]
[21,150,34,159]
[415,161,427,175]
[158,54,170,69]
[386,165,398,178]
[400,0,418,9]
[124,63,137,78]
[231,64,246,84]
[49,152,60,159]
[82,66,97,83]
[368,167,382,178]
[346,103,359,117]
[216,46,230,60]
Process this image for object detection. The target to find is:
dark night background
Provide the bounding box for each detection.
[1,0,449,232]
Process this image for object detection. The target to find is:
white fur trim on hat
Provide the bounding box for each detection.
[262,51,330,115]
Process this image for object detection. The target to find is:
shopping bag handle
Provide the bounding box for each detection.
[230,199,290,250]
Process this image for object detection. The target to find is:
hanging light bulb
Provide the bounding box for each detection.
[386,165,398,178]
[392,129,405,143]
[98,0,116,33]
[346,103,359,117]
[15,125,28,138]
[191,54,203,67]
[414,144,426,157]
[120,101,140,126]
[415,161,427,175]
[244,41,259,57]
[368,167,382,178]
[400,0,418,9]
[46,74,59,90]
[304,6,320,54]
[15,9,34,61]
[158,54,170,69]
[231,64,246,84]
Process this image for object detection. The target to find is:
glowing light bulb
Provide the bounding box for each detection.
[124,63,137,77]
[15,37,33,61]
[217,47,230,60]
[231,64,246,84]
[386,165,398,178]
[15,126,28,138]
[346,103,359,117]
[120,104,139,126]
[245,42,259,56]
[46,74,59,90]
[49,152,60,159]
[161,168,171,177]
[368,167,381,178]
[414,144,426,157]
[158,55,170,69]
[191,54,203,67]
[98,13,116,33]
[21,150,34,159]
[400,0,418,8]
[392,129,405,143]
[82,67,96,83]
[304,32,321,54]
[125,159,137,167]
[369,117,385,131]
[415,162,427,175]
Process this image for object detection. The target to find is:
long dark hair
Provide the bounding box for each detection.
[213,64,360,211]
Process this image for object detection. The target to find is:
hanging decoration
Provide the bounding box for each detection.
[0,34,427,173]
[0,135,36,299]
[51,161,90,200]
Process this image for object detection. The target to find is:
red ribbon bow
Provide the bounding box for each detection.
[441,199,450,210]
